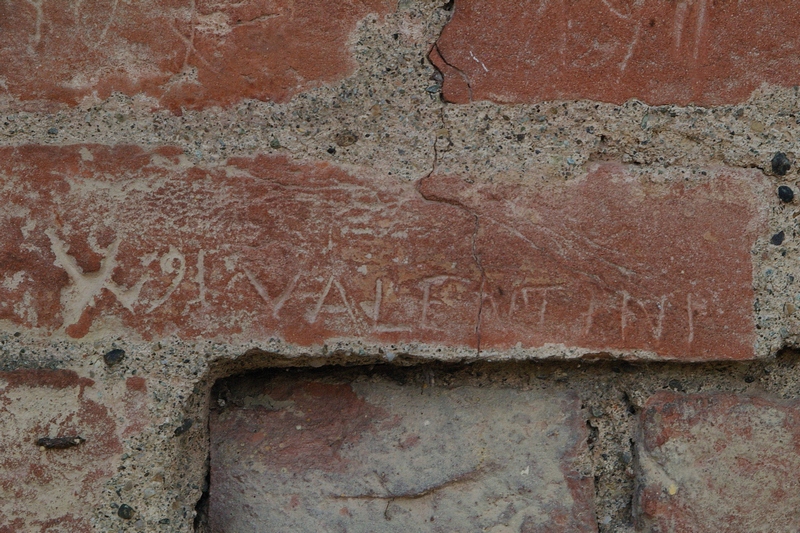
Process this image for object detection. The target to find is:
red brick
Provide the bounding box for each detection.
[125,376,147,393]
[431,0,800,106]
[209,373,596,531]
[0,369,122,532]
[0,147,766,360]
[421,165,766,360]
[0,0,392,110]
[636,391,800,532]
[0,145,480,347]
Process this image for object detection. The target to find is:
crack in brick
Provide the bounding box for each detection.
[418,108,484,354]
[472,212,485,356]
[429,43,473,102]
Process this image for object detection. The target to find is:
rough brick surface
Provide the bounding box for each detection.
[422,166,767,360]
[0,0,391,110]
[209,373,595,532]
[0,145,480,346]
[0,370,122,532]
[0,146,766,359]
[431,0,800,106]
[636,391,800,532]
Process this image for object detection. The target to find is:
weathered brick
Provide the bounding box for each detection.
[431,0,800,106]
[0,145,480,346]
[635,391,800,532]
[0,0,391,110]
[208,373,596,532]
[0,146,767,359]
[0,369,121,532]
[422,165,766,360]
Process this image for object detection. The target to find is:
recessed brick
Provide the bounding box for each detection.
[0,0,392,110]
[0,147,766,360]
[209,372,596,532]
[0,369,121,531]
[635,391,800,531]
[432,0,800,105]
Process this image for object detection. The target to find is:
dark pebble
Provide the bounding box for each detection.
[772,152,792,176]
[118,504,134,519]
[744,375,755,383]
[778,185,795,203]
[771,231,786,245]
[327,147,336,155]
[667,379,684,392]
[103,348,125,366]
[37,436,84,449]
[174,418,193,436]
[47,127,58,135]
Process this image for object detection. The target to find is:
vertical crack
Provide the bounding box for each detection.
[430,43,473,103]
[427,0,472,103]
[428,107,444,177]
[472,211,485,356]
[418,107,484,354]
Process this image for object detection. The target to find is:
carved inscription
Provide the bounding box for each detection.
[0,146,766,360]
[44,230,187,330]
[38,232,711,352]
[433,0,800,105]
[0,0,395,109]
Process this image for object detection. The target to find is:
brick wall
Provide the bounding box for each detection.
[1,0,800,531]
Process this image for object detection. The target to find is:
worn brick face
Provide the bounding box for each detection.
[208,373,596,532]
[0,370,121,532]
[0,0,391,110]
[423,164,766,360]
[0,146,766,359]
[0,145,481,346]
[636,391,800,532]
[431,0,800,105]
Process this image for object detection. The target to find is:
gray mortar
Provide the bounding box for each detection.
[3,0,800,530]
